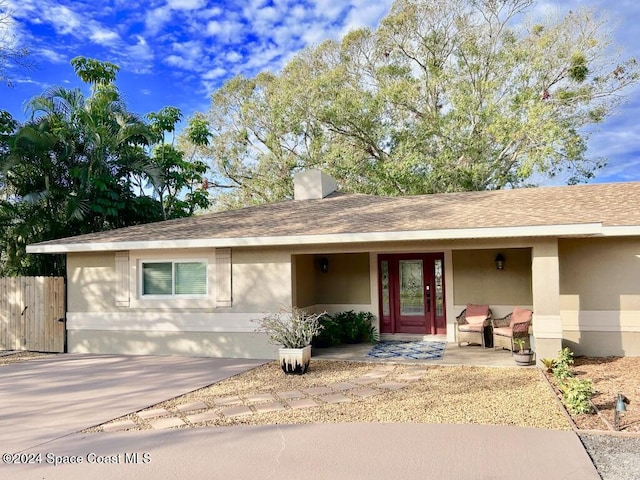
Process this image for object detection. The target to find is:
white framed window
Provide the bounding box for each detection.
[141,260,208,298]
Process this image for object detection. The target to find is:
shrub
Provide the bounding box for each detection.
[560,378,596,414]
[255,307,325,348]
[552,347,575,382]
[312,310,379,347]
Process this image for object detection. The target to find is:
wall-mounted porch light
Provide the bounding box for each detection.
[495,253,505,270]
[320,257,329,274]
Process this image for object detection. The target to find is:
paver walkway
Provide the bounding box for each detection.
[98,364,420,432]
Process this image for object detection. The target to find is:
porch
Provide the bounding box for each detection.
[312,337,521,368]
[292,240,562,363]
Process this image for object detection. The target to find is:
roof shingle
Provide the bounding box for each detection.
[30,181,640,248]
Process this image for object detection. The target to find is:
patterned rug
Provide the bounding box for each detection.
[366,341,446,360]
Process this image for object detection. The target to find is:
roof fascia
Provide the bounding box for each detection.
[26,223,608,254]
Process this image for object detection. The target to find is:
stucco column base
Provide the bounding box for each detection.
[532,337,562,367]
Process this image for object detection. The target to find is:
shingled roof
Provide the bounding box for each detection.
[27,181,640,253]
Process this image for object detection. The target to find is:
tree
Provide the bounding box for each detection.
[187,0,638,206]
[0,0,30,86]
[143,107,211,219]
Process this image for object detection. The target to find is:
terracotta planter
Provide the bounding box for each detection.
[279,345,312,375]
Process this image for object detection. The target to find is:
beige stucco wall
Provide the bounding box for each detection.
[66,247,294,357]
[68,252,117,312]
[314,253,371,305]
[293,255,316,308]
[67,330,277,358]
[452,248,532,307]
[559,237,640,356]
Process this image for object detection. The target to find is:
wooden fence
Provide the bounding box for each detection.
[0,277,65,353]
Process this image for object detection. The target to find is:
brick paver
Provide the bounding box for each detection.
[277,390,305,399]
[245,393,275,403]
[328,382,357,391]
[186,411,220,424]
[319,393,352,404]
[287,398,319,409]
[220,406,253,417]
[103,420,138,432]
[350,388,383,398]
[303,386,332,395]
[350,377,377,385]
[253,402,286,413]
[177,401,209,413]
[137,408,170,419]
[214,396,243,406]
[148,417,185,429]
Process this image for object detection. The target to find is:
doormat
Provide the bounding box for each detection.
[366,341,446,360]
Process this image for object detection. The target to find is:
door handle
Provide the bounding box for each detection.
[425,284,431,312]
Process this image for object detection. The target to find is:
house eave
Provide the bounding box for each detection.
[25,222,625,254]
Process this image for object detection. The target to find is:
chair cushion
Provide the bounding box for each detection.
[493,327,513,337]
[466,304,489,318]
[465,315,487,325]
[458,323,484,332]
[510,307,533,327]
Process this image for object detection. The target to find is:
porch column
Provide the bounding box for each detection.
[531,239,563,363]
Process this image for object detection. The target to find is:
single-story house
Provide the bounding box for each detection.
[27,170,640,361]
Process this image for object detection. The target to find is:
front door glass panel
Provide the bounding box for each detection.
[381,260,390,316]
[399,260,424,316]
[434,258,444,317]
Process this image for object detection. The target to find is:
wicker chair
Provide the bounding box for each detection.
[492,307,533,351]
[455,304,492,348]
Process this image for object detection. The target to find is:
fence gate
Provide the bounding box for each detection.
[0,277,65,353]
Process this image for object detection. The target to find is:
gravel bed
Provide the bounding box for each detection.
[95,361,572,431]
[579,433,640,480]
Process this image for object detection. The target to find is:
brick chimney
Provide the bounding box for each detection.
[293,170,337,200]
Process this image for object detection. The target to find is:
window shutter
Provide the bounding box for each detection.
[115,251,130,307]
[216,248,232,307]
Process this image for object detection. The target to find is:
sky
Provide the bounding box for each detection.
[2,0,640,184]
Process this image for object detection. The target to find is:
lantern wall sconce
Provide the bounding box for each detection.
[495,253,505,270]
[319,257,329,274]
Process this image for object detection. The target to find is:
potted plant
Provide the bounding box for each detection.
[513,337,534,366]
[255,306,325,375]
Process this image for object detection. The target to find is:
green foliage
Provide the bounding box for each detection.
[560,378,596,414]
[549,347,596,415]
[0,57,211,275]
[552,347,575,382]
[185,0,638,208]
[313,311,379,347]
[254,307,326,349]
[513,338,527,352]
[541,357,556,372]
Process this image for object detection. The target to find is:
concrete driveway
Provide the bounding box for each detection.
[1,423,600,480]
[0,354,265,452]
[0,354,601,480]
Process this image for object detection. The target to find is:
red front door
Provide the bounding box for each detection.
[378,253,446,335]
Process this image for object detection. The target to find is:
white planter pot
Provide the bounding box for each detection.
[279,345,312,375]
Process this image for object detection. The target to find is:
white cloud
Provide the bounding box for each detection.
[202,67,227,80]
[48,5,82,35]
[225,51,242,63]
[89,27,121,46]
[145,6,172,35]
[36,48,67,64]
[124,35,154,70]
[205,18,243,41]
[167,0,207,10]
